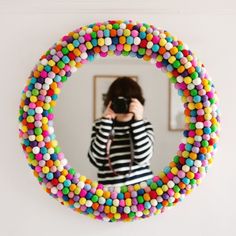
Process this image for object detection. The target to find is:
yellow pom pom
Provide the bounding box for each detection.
[171,167,178,175]
[182,151,189,158]
[159,38,167,46]
[48,60,55,67]
[184,76,192,84]
[156,187,163,195]
[123,29,131,36]
[174,192,181,199]
[187,137,194,144]
[124,44,131,52]
[146,33,153,41]
[79,197,86,205]
[114,213,121,219]
[188,103,195,110]
[26,116,34,123]
[36,135,44,142]
[140,26,146,32]
[42,166,49,174]
[98,38,105,46]
[74,187,81,195]
[162,185,168,192]
[108,50,115,56]
[96,189,103,197]
[106,24,112,30]
[22,125,28,133]
[134,184,140,191]
[37,64,44,72]
[59,175,66,183]
[72,33,79,39]
[79,175,86,182]
[125,198,132,206]
[54,160,60,167]
[43,103,50,110]
[156,55,163,62]
[168,56,176,64]
[67,43,74,51]
[85,42,93,50]
[110,206,117,214]
[30,96,37,103]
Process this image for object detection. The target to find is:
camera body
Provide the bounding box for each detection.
[111,96,131,114]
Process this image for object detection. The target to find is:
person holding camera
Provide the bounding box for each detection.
[88,76,154,187]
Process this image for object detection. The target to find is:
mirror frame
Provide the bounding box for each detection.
[18,19,220,222]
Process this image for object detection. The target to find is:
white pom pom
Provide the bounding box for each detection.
[134,37,141,45]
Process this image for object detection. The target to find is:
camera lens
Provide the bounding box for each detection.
[111,97,130,114]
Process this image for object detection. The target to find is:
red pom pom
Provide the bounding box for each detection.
[149,190,158,199]
[140,39,148,48]
[47,89,54,96]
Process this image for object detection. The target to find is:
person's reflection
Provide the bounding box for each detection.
[88,76,155,187]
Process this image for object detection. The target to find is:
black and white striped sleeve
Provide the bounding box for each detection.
[88,118,113,168]
[130,119,154,165]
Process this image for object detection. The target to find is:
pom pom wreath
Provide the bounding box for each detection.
[18,20,221,222]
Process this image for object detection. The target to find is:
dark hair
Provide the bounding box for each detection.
[104,76,145,107]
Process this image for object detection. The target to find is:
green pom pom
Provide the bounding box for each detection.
[173,155,180,163]
[150,182,157,190]
[189,123,196,130]
[62,47,69,55]
[121,186,128,193]
[190,89,198,96]
[173,60,181,68]
[91,32,97,39]
[191,72,198,79]
[54,146,61,154]
[137,196,144,204]
[173,185,180,193]
[28,153,35,160]
[62,187,70,195]
[138,48,146,55]
[92,195,99,203]
[57,61,65,69]
[69,168,76,175]
[34,127,42,135]
[112,23,119,29]
[129,212,136,218]
[61,76,67,82]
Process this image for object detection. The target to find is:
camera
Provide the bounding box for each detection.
[111,96,131,114]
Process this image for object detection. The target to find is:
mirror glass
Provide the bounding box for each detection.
[54,56,183,182]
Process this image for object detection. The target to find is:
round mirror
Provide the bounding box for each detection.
[18,20,220,222]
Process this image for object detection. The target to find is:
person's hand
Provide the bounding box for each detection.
[129,98,144,121]
[102,101,116,120]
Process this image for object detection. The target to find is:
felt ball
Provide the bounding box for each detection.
[134,37,141,45]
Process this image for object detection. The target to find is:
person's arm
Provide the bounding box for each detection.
[87,118,113,168]
[130,119,154,165]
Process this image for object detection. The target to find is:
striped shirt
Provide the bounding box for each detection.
[88,117,154,187]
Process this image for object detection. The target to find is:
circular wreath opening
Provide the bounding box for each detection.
[18,20,220,222]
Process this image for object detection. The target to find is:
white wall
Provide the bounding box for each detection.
[1,0,235,235]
